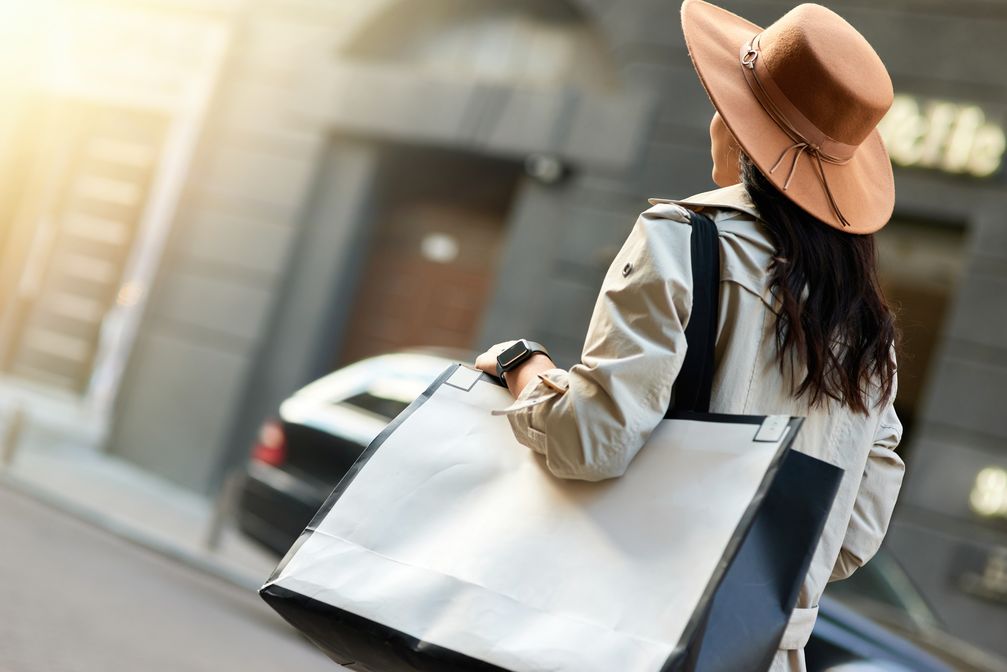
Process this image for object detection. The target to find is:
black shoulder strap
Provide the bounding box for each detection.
[667,209,720,415]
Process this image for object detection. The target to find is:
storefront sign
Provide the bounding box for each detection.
[877,94,1006,178]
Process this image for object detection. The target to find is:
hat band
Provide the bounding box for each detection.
[740,35,857,228]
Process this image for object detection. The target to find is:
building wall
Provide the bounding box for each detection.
[108,0,350,489]
[108,0,654,490]
[0,0,233,443]
[106,0,1007,654]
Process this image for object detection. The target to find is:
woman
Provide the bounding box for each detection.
[474,1,905,670]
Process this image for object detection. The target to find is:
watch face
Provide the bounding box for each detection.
[497,341,529,371]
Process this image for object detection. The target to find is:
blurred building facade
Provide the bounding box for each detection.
[0,0,1005,656]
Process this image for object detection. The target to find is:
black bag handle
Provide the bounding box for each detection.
[667,209,720,415]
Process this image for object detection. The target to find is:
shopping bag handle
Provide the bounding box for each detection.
[666,210,720,415]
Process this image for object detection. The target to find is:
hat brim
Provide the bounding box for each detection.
[681,0,894,234]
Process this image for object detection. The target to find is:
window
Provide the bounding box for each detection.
[341,391,411,420]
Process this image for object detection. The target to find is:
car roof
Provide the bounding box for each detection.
[278,351,467,444]
[292,351,462,404]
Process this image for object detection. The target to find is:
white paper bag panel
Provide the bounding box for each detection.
[273,374,786,672]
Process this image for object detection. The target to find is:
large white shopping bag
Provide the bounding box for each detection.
[261,210,842,672]
[261,363,841,672]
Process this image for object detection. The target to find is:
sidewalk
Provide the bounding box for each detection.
[0,422,278,592]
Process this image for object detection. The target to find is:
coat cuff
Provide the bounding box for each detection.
[492,368,568,454]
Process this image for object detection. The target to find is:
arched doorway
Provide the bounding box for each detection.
[223,0,630,479]
[329,0,620,365]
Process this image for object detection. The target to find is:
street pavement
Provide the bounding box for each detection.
[0,486,341,672]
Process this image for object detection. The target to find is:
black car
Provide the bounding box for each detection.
[236,351,1006,672]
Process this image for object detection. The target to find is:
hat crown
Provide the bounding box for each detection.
[758,4,893,146]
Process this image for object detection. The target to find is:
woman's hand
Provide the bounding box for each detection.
[474,341,557,398]
[473,340,517,378]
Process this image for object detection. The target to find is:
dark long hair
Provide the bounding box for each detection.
[739,154,897,414]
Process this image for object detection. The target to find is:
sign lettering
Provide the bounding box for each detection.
[877,94,1005,178]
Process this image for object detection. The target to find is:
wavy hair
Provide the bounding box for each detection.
[739,154,898,414]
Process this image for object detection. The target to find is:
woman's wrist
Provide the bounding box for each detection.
[505,353,556,397]
[473,341,556,397]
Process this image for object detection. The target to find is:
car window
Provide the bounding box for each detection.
[336,376,434,420]
[340,392,411,420]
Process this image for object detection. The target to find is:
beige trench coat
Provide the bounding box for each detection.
[498,183,905,672]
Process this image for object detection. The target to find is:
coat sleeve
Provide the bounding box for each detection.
[829,390,906,582]
[496,203,696,481]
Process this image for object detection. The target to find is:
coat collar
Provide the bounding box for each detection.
[648,183,760,222]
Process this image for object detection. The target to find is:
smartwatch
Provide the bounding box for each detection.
[496,339,550,380]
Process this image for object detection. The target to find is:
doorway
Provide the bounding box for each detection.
[875,216,967,454]
[336,145,522,366]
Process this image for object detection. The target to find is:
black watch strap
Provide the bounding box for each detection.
[496,339,549,379]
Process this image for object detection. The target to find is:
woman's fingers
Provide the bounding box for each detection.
[474,341,518,374]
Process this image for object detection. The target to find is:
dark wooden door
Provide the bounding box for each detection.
[338,201,506,365]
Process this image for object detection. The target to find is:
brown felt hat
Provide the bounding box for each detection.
[682,0,895,234]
